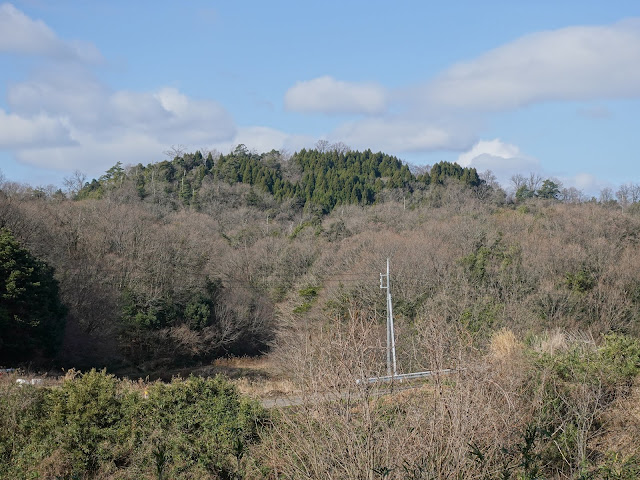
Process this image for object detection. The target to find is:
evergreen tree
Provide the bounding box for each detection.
[0,229,66,362]
[537,179,561,199]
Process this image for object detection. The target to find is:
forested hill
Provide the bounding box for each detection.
[0,145,488,372]
[5,147,640,479]
[75,145,482,213]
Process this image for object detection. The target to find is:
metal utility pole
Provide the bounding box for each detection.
[380,258,398,377]
[357,259,459,385]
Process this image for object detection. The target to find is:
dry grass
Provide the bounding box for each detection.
[211,355,301,397]
[0,369,60,388]
[1,356,303,401]
[534,329,597,356]
[212,355,273,371]
[597,382,640,457]
[489,328,523,360]
[232,376,299,397]
[536,329,568,355]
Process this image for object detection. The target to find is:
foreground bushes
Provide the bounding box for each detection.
[0,370,266,479]
[1,330,639,479]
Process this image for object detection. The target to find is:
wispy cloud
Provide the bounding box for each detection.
[333,117,473,152]
[0,109,74,148]
[577,105,612,119]
[284,76,387,115]
[0,2,102,62]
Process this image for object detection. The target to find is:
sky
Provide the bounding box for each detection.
[1,1,640,195]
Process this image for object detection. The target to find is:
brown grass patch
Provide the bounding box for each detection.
[489,328,523,360]
[597,382,640,457]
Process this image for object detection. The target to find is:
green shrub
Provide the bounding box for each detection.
[293,302,312,314]
[529,334,640,475]
[564,267,597,293]
[0,370,267,479]
[537,334,640,385]
[598,333,640,381]
[45,370,134,474]
[0,379,49,475]
[136,375,265,478]
[585,455,640,479]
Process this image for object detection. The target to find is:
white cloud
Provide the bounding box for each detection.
[281,18,640,160]
[566,172,606,193]
[231,126,314,153]
[8,69,236,143]
[458,141,608,196]
[0,109,73,148]
[0,5,237,175]
[3,65,313,175]
[3,64,236,174]
[0,3,57,54]
[8,68,108,124]
[334,117,473,153]
[15,131,166,174]
[0,2,102,62]
[6,81,237,174]
[457,139,541,185]
[458,139,521,167]
[14,125,314,177]
[201,126,314,158]
[284,76,387,114]
[150,88,236,143]
[424,19,640,110]
[110,90,172,127]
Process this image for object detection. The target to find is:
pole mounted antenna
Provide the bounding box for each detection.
[380,258,398,377]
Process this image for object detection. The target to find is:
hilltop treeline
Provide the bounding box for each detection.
[75,145,482,213]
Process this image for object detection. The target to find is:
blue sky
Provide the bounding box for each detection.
[1,1,640,194]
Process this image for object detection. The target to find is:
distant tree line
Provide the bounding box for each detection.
[74,144,485,214]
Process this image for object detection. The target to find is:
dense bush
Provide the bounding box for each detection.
[0,370,267,479]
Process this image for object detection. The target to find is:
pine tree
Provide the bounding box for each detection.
[0,229,66,362]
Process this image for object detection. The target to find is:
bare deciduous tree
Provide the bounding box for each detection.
[314,139,330,153]
[330,141,351,155]
[163,144,186,160]
[63,170,87,198]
